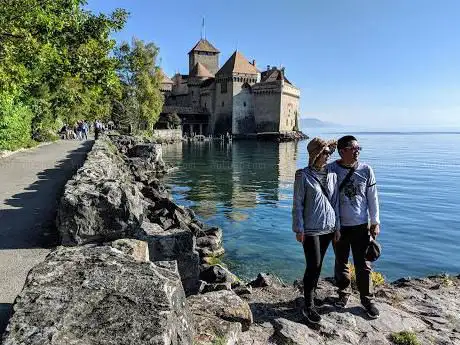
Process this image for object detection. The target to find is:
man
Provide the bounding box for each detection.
[329,135,381,319]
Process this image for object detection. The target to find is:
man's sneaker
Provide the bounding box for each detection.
[302,307,322,324]
[363,302,380,319]
[334,293,350,308]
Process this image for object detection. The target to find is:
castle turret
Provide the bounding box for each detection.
[213,51,260,134]
[188,62,213,107]
[188,39,220,75]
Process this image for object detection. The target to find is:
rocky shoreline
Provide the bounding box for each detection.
[1,134,459,345]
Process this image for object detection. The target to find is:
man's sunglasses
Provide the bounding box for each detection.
[343,146,362,152]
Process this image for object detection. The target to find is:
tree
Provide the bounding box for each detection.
[0,0,128,149]
[115,38,164,132]
[167,112,181,129]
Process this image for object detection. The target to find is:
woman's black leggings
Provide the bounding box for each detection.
[302,232,334,307]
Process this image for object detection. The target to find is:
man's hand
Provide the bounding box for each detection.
[296,232,304,243]
[333,230,341,243]
[370,224,380,238]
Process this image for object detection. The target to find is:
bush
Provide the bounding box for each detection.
[390,331,420,345]
[348,263,385,288]
[0,92,34,151]
[32,128,59,143]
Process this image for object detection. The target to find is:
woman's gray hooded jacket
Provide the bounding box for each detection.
[292,166,340,236]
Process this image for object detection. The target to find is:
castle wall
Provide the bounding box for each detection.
[200,86,215,115]
[279,83,300,132]
[172,75,188,96]
[189,52,219,75]
[253,81,282,132]
[188,83,201,107]
[232,87,254,135]
[212,77,234,134]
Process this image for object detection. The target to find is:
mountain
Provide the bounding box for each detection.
[300,118,339,128]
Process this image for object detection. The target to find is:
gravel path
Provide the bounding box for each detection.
[0,140,92,333]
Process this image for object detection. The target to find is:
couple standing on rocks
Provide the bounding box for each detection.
[293,135,381,324]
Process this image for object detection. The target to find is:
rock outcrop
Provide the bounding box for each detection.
[188,290,253,344]
[56,135,224,294]
[235,274,460,345]
[1,244,194,345]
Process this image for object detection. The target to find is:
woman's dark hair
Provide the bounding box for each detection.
[337,135,358,150]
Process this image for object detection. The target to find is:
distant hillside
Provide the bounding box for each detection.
[300,118,339,128]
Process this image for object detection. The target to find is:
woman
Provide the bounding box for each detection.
[292,137,340,324]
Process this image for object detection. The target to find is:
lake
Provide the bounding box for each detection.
[161,130,460,283]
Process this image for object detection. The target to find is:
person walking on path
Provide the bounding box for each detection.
[94,120,102,140]
[82,121,89,140]
[329,135,381,319]
[292,137,341,324]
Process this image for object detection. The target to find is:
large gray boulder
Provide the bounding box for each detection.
[57,139,146,245]
[187,290,253,332]
[139,223,200,294]
[58,180,145,245]
[128,144,167,182]
[1,244,194,345]
[188,290,253,345]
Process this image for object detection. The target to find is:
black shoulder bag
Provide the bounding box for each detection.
[339,167,356,192]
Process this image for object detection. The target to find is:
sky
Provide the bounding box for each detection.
[85,0,460,130]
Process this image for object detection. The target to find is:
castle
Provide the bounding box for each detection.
[159,38,300,137]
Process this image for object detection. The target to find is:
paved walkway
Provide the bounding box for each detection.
[0,140,93,333]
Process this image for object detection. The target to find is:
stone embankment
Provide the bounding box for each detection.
[2,134,459,345]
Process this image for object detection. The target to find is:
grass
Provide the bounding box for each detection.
[203,256,225,267]
[390,331,420,345]
[440,274,454,287]
[348,263,385,288]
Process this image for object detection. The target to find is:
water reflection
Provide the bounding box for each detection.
[162,141,299,220]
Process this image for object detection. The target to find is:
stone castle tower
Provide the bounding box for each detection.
[188,39,220,75]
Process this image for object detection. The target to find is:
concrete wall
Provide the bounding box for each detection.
[279,83,300,132]
[189,52,219,75]
[253,81,282,133]
[152,129,182,141]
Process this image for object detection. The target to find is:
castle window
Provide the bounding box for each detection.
[286,119,289,126]
[205,102,207,108]
[243,102,246,107]
[222,101,225,107]
[221,81,227,94]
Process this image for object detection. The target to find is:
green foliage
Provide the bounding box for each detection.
[0,0,128,147]
[167,112,181,129]
[0,92,34,150]
[390,331,420,345]
[115,38,164,131]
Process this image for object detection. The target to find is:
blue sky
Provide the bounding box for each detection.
[86,0,460,129]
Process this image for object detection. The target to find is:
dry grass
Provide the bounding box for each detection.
[348,263,385,288]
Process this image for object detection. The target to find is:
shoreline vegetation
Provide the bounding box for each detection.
[1,1,162,152]
[2,134,459,345]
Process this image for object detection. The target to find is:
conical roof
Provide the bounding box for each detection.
[188,39,220,54]
[190,62,214,78]
[216,51,259,76]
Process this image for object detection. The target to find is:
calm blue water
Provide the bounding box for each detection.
[161,130,460,283]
